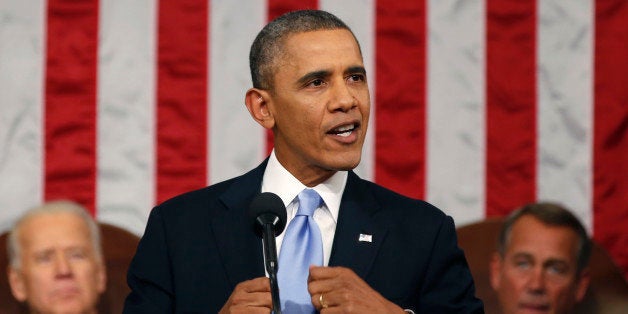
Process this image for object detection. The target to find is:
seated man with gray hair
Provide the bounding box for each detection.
[7,200,107,314]
[489,202,591,314]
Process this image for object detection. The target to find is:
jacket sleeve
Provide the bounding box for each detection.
[123,206,174,314]
[417,215,484,313]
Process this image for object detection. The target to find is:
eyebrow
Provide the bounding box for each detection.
[346,66,367,76]
[296,70,331,86]
[33,248,55,257]
[542,258,570,268]
[295,66,367,86]
[511,252,533,260]
[511,252,571,267]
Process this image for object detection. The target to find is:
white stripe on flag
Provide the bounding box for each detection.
[427,0,486,225]
[537,0,593,233]
[97,0,157,235]
[0,1,45,232]
[209,0,267,185]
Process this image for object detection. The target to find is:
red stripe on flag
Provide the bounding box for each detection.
[156,0,209,204]
[267,0,318,21]
[594,0,628,278]
[264,0,319,156]
[44,0,99,216]
[374,0,426,199]
[485,0,537,216]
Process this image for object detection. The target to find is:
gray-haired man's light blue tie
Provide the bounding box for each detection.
[277,189,323,313]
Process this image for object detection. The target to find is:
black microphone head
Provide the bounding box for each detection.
[248,192,287,237]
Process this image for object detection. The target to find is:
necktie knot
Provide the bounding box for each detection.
[296,189,321,217]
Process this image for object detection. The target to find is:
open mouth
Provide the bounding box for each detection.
[328,123,358,137]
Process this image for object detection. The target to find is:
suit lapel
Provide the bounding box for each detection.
[210,164,386,286]
[329,172,388,278]
[211,160,268,288]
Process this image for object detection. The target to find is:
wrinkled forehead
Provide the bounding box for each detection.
[270,30,363,77]
[18,212,93,251]
[506,217,580,263]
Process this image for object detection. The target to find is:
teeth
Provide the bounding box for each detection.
[333,124,355,137]
[336,124,354,132]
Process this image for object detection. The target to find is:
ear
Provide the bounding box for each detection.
[7,266,27,302]
[245,88,275,129]
[489,252,502,291]
[96,261,107,294]
[574,267,591,302]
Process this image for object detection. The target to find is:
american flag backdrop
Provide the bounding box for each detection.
[0,0,626,278]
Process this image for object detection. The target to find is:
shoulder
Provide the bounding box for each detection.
[153,161,267,220]
[156,176,237,214]
[350,172,448,223]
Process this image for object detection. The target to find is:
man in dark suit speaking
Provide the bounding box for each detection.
[124,10,483,313]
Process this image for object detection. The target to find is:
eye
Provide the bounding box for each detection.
[347,74,365,83]
[67,248,87,260]
[546,263,568,275]
[514,259,532,270]
[35,253,52,264]
[307,78,325,87]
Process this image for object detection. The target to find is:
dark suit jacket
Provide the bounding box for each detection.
[124,160,484,313]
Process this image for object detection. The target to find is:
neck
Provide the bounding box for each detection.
[299,170,335,187]
[273,153,336,187]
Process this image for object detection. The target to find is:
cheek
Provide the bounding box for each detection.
[24,268,53,289]
[496,275,526,311]
[77,265,97,282]
[82,264,106,292]
[21,272,56,306]
[293,115,321,141]
[501,271,527,293]
[547,283,574,302]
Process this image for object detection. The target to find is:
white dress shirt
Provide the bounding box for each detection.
[261,151,347,266]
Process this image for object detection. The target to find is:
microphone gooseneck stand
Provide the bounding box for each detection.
[262,221,282,314]
[249,192,286,314]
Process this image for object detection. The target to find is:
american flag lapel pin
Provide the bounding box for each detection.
[358,233,373,243]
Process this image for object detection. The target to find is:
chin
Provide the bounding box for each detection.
[42,303,90,314]
[329,155,361,171]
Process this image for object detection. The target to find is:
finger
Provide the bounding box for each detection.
[309,266,361,288]
[308,277,333,296]
[308,265,343,281]
[233,291,273,307]
[221,300,273,314]
[239,277,271,293]
[220,288,273,313]
[228,277,273,308]
[308,267,352,297]
[312,291,333,311]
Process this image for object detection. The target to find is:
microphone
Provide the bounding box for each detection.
[248,192,287,314]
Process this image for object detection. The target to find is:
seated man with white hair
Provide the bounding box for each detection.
[7,200,107,314]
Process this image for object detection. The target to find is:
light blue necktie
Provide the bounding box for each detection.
[278,189,323,313]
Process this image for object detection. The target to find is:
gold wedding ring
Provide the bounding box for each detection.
[319,293,329,309]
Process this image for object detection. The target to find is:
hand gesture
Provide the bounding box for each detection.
[219,277,273,314]
[307,266,406,313]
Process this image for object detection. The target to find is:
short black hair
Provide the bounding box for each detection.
[249,10,360,90]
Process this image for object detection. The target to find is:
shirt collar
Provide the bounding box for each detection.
[261,151,346,223]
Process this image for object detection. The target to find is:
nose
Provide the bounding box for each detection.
[329,80,356,113]
[526,267,546,294]
[54,254,72,277]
